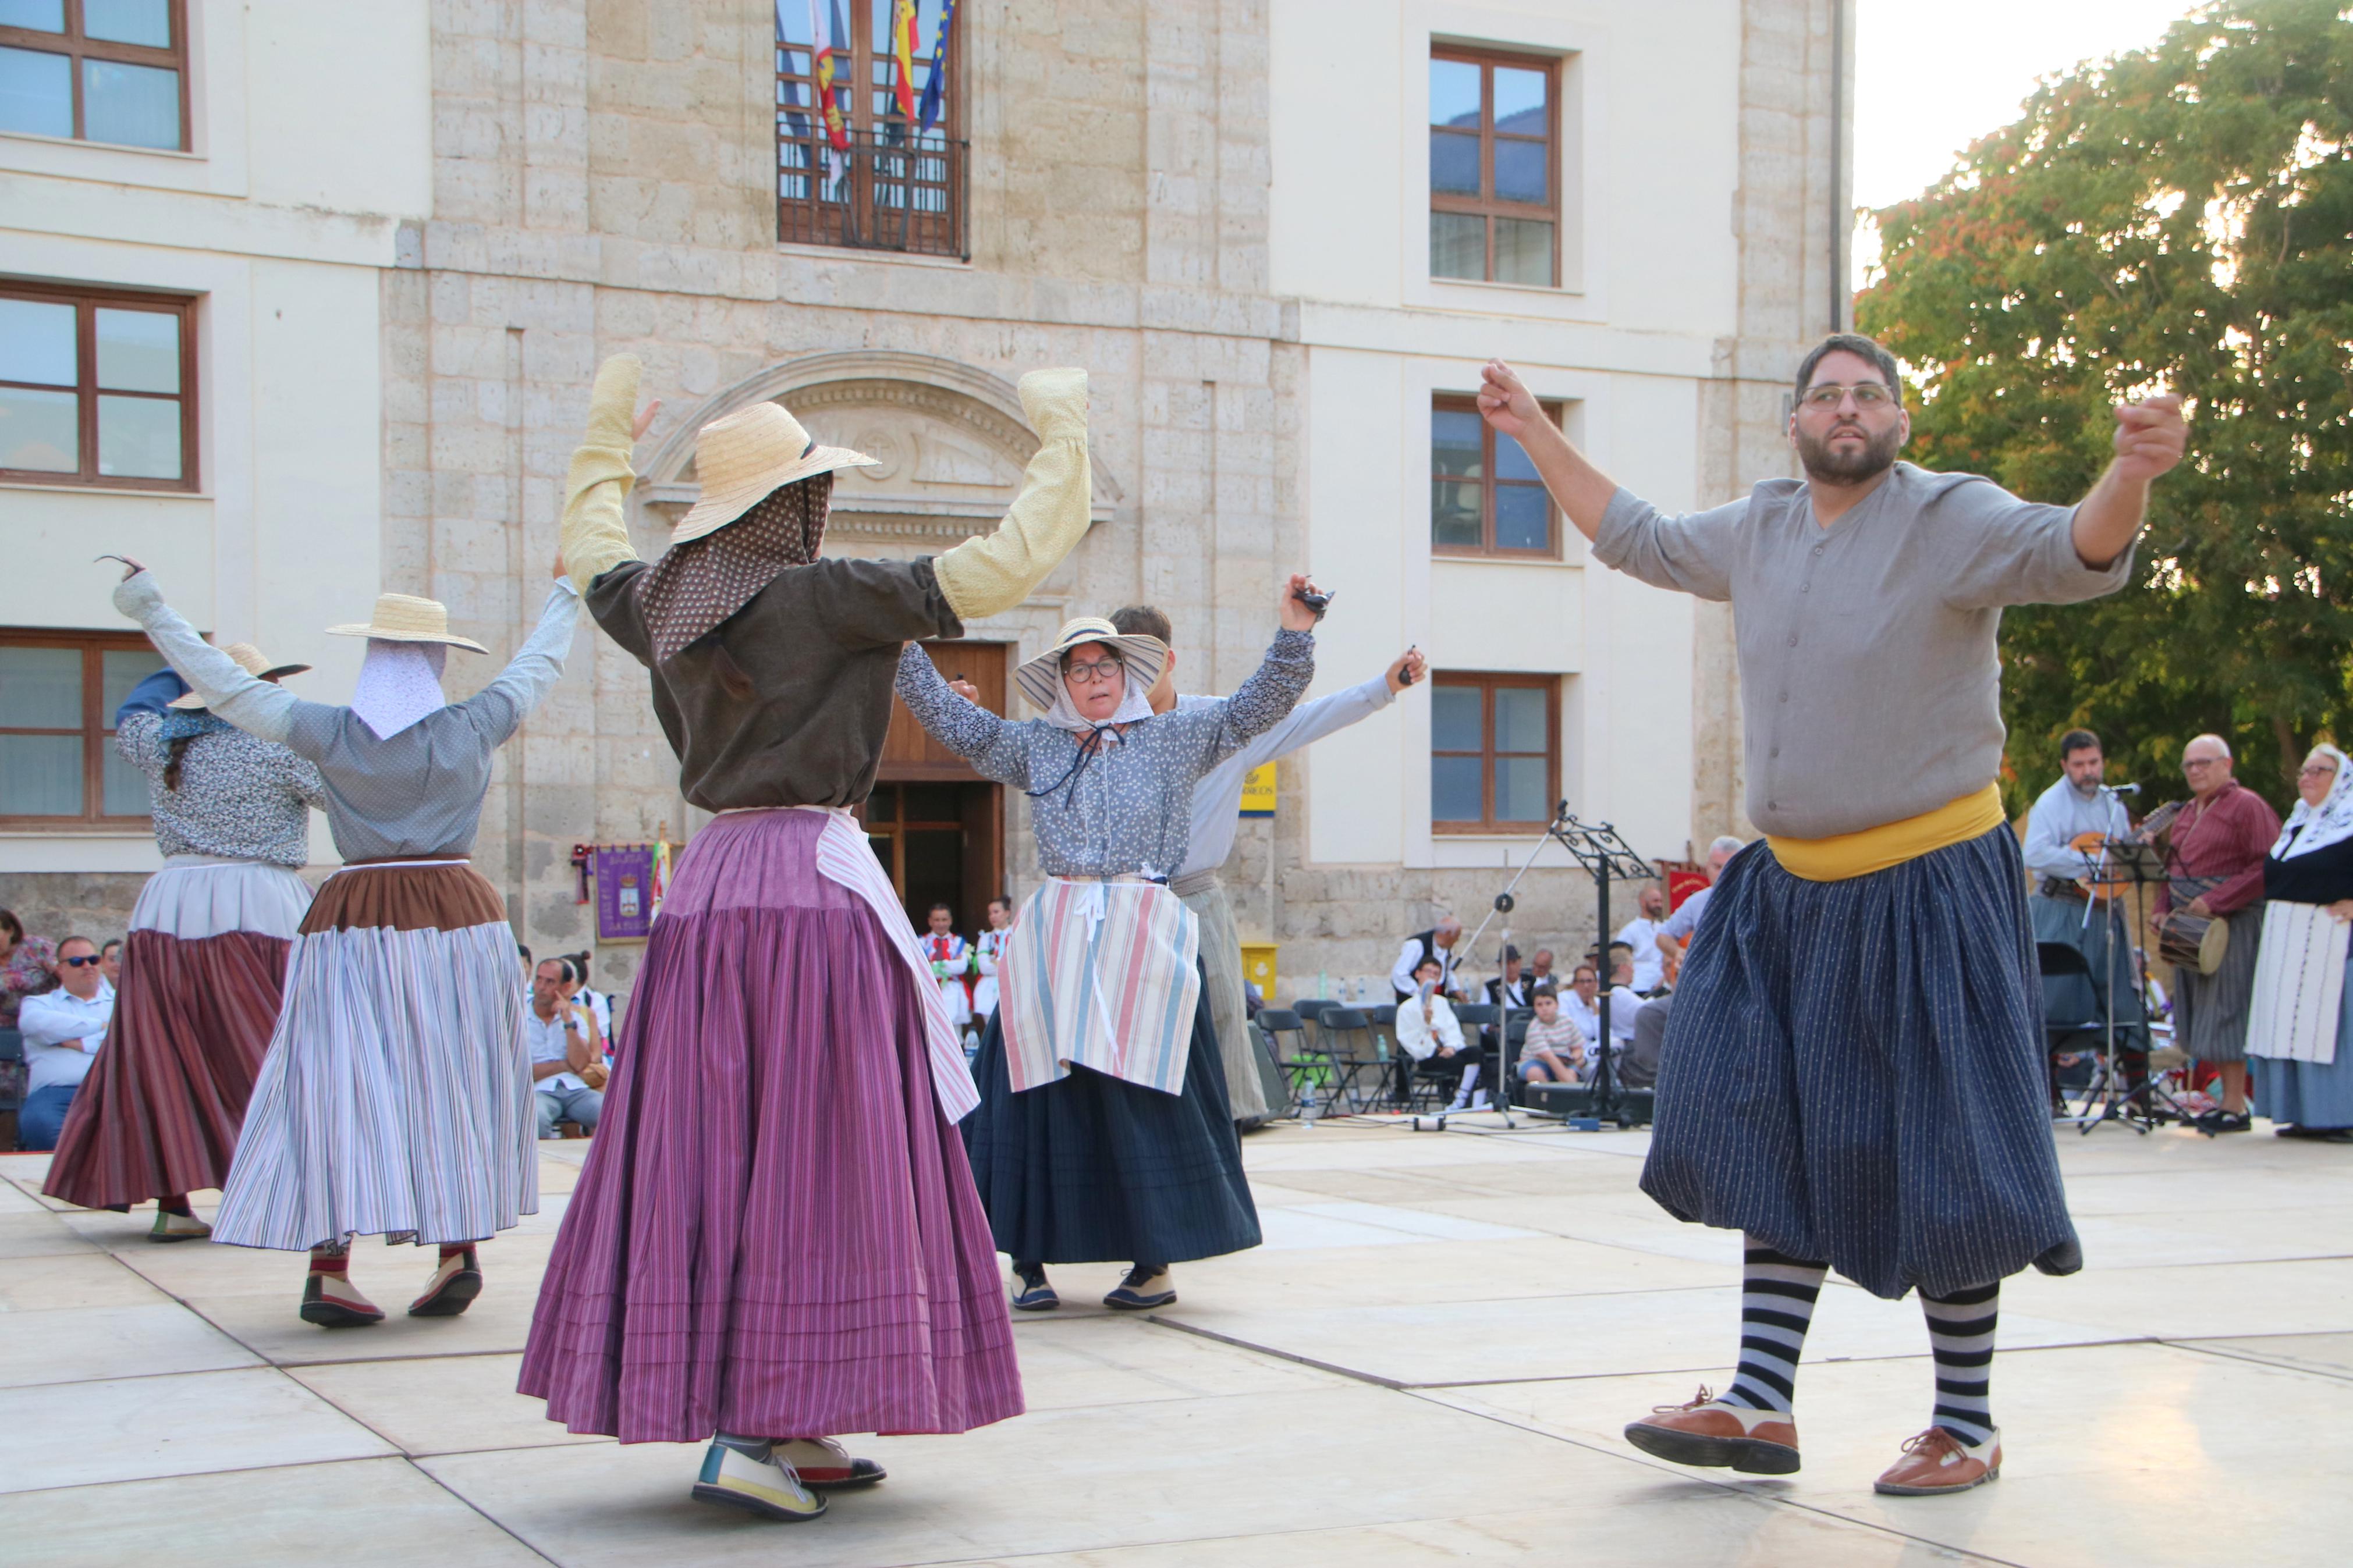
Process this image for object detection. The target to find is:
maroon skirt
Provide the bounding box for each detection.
[44,858,308,1211]
[519,809,1023,1443]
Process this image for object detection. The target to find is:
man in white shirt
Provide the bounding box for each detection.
[527,958,603,1139]
[1617,886,1671,993]
[17,936,114,1151]
[2021,728,2147,1085]
[1389,918,1465,1002]
[1654,835,1746,972]
[1561,962,1639,1063]
[1394,957,1482,1110]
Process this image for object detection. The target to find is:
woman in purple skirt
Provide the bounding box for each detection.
[519,354,1094,1522]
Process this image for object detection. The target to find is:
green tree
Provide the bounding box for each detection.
[1858,0,2353,817]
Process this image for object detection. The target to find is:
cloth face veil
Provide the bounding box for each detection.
[2273,742,2353,861]
[350,639,448,739]
[636,472,832,664]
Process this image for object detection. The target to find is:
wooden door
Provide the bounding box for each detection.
[882,640,1007,781]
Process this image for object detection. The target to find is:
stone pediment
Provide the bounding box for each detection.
[633,351,1122,555]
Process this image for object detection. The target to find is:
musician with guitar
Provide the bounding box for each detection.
[2022,730,2150,1105]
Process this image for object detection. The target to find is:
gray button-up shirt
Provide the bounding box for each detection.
[1593,463,2134,839]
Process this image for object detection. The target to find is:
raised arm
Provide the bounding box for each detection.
[466,581,584,744]
[2071,394,2186,570]
[562,355,658,594]
[895,642,1035,786]
[1478,360,1616,541]
[112,571,300,745]
[930,368,1092,619]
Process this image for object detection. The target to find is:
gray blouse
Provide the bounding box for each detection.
[895,628,1315,879]
[117,710,327,867]
[115,573,580,862]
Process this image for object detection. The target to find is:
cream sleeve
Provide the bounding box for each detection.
[931,367,1092,621]
[562,354,645,594]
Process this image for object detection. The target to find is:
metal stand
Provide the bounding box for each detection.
[2057,824,2192,1135]
[1406,802,1654,1134]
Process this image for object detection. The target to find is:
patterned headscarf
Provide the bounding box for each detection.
[2273,743,2353,861]
[350,639,448,739]
[636,472,832,664]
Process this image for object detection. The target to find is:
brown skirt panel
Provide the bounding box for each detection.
[301,861,507,934]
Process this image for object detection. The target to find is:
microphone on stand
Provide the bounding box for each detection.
[2106,782,2142,795]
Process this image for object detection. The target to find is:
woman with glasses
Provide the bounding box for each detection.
[2244,746,2353,1143]
[893,579,1316,1315]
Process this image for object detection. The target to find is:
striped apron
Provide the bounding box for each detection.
[1000,874,1202,1095]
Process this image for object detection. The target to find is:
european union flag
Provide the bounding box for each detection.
[917,0,957,133]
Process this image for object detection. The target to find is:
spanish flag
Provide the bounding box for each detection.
[890,0,920,120]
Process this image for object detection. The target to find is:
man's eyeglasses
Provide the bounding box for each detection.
[1801,382,1894,409]
[61,954,102,968]
[2183,757,2225,770]
[1064,657,1123,685]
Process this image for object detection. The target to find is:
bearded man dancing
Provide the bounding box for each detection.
[1479,334,2186,1495]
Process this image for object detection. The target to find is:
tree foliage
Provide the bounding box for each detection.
[1857,0,2353,817]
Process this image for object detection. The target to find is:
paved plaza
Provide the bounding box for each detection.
[2,1117,2346,1566]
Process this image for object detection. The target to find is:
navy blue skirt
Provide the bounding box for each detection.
[1641,826,2082,1300]
[963,972,1261,1267]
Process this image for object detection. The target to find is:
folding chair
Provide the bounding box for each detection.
[2036,939,2128,1121]
[1314,1007,1389,1114]
[1257,1008,1326,1117]
[1367,1004,1403,1108]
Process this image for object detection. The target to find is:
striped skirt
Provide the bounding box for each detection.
[1178,876,1269,1122]
[44,856,310,1211]
[2174,905,2265,1064]
[965,964,1260,1267]
[211,860,535,1252]
[1641,827,2082,1301]
[518,809,1021,1444]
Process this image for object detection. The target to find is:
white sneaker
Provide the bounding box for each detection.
[691,1441,827,1521]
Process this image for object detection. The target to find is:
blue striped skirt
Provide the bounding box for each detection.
[1641,827,2082,1300]
[963,965,1260,1267]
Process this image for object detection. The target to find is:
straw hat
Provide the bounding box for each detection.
[670,401,877,545]
[324,594,490,655]
[167,643,312,710]
[1014,617,1170,712]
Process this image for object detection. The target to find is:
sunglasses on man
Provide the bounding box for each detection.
[61,954,103,968]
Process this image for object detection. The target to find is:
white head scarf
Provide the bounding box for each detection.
[2273,743,2353,861]
[349,638,448,739]
[1039,649,1155,734]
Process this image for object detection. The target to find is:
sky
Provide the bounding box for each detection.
[1851,0,2202,279]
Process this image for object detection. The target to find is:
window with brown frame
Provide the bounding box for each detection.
[1432,393,1562,557]
[776,0,967,259]
[1431,673,1559,833]
[0,280,197,489]
[1428,46,1557,287]
[0,629,168,826]
[0,0,189,151]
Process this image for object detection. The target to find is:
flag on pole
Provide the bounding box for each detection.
[918,0,956,133]
[807,0,851,182]
[890,0,920,122]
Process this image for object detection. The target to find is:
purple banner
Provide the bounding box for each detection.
[593,843,658,941]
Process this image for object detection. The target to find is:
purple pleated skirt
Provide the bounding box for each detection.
[519,809,1023,1443]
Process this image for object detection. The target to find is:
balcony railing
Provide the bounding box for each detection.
[779,126,968,261]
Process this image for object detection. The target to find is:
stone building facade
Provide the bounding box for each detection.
[2,0,1850,1004]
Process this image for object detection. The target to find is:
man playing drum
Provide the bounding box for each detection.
[2022,729,2150,1107]
[2152,734,2280,1132]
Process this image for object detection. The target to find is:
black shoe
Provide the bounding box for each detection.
[2277,1123,2353,1143]
[408,1246,484,1316]
[2197,1110,2252,1134]
[1103,1264,1176,1310]
[1010,1261,1058,1312]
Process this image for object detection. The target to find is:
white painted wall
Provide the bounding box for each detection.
[0,2,431,872]
[1272,0,1741,875]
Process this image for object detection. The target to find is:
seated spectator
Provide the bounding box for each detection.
[1396,956,1482,1110]
[1390,917,1466,1002]
[1481,945,1530,1053]
[98,938,123,989]
[1561,962,1641,1066]
[1616,884,1670,993]
[1518,985,1588,1085]
[0,908,57,1029]
[560,950,614,1041]
[1622,994,1671,1091]
[1526,947,1557,991]
[17,936,114,1151]
[1653,834,1744,973]
[528,958,605,1138]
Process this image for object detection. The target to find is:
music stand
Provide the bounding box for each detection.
[1407,803,1655,1133]
[2059,834,2172,1135]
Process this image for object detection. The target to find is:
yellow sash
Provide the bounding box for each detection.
[1766,783,2007,883]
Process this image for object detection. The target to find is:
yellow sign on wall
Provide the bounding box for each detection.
[1239,762,1277,817]
[1240,943,1278,1004]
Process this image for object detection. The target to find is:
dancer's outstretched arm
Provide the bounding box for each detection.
[1478,360,1616,543]
[112,568,301,744]
[464,570,583,744]
[895,641,1037,787]
[1163,574,1319,770]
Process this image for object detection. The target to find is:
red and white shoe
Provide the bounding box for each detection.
[1875,1426,2000,1495]
[776,1437,886,1489]
[299,1271,384,1328]
[1624,1386,1801,1475]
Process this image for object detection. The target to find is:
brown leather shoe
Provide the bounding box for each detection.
[1624,1386,1801,1475]
[1874,1426,2001,1495]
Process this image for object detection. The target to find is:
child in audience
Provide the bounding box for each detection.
[1519,984,1588,1085]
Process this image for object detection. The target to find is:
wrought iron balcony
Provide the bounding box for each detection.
[778,125,968,261]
